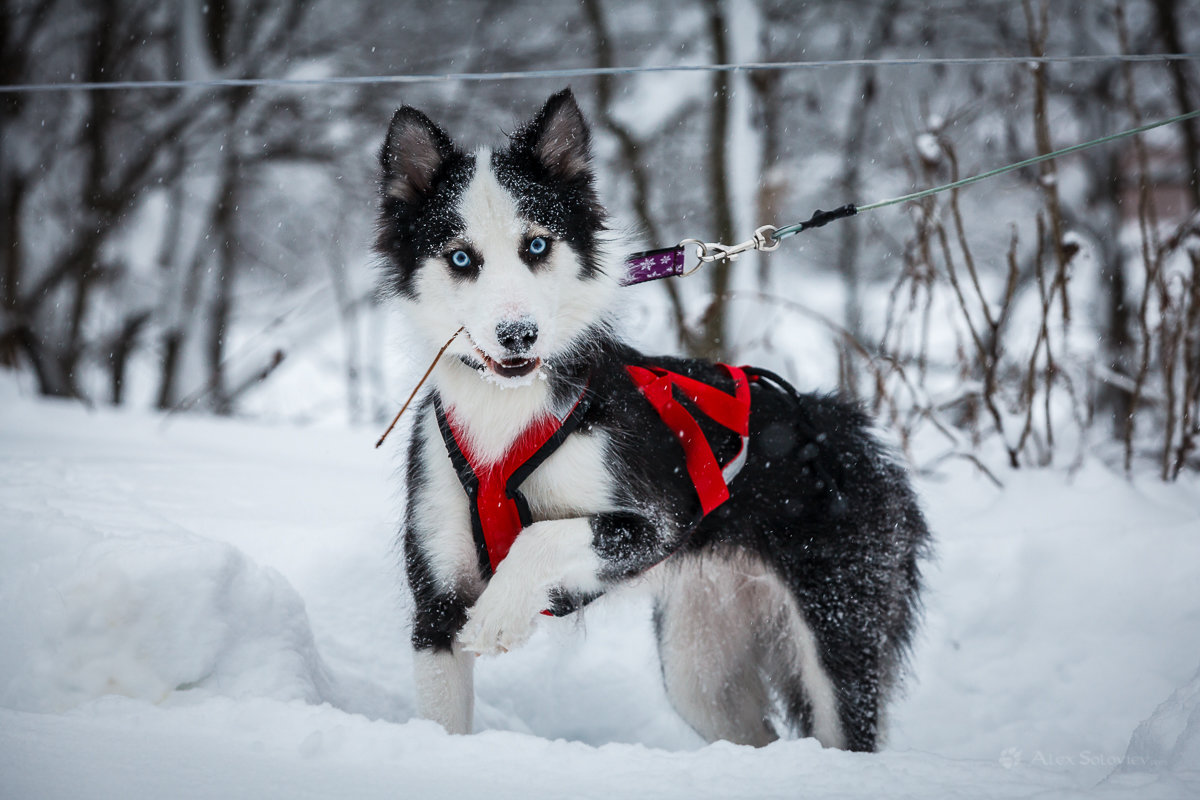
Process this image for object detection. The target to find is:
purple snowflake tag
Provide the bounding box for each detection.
[622,246,687,286]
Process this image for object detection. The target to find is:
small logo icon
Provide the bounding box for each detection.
[999,747,1022,769]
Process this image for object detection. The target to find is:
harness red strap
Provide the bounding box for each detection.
[625,364,750,516]
[436,387,590,575]
[443,412,556,571]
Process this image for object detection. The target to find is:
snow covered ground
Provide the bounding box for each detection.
[2,377,1199,799]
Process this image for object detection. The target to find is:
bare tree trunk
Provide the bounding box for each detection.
[153,164,189,410]
[1115,0,1165,474]
[157,331,185,410]
[0,0,23,331]
[1023,0,1071,323]
[1152,0,1200,210]
[43,0,122,400]
[581,0,699,351]
[0,53,26,367]
[155,194,212,412]
[0,168,24,367]
[698,0,736,362]
[109,312,150,405]
[834,0,899,396]
[201,0,253,416]
[582,0,658,246]
[1100,149,1133,438]
[206,157,239,416]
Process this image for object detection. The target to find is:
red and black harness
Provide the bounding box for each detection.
[433,386,594,580]
[434,364,752,613]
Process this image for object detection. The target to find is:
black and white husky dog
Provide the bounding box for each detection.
[376,89,930,751]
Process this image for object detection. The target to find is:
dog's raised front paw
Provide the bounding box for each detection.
[457,581,541,656]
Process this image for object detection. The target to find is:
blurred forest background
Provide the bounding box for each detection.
[1,0,1198,480]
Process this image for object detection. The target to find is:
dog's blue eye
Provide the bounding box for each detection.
[528,237,547,256]
[450,250,472,269]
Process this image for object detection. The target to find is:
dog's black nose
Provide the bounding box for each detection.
[496,317,538,353]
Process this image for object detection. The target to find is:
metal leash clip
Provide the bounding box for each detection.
[678,225,780,275]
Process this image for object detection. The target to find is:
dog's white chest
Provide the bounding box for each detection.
[517,428,613,520]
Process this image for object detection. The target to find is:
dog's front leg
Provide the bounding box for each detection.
[406,525,480,733]
[413,642,475,734]
[458,518,605,655]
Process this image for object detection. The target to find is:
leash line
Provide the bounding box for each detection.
[643,108,1200,278]
[852,107,1200,216]
[4,53,1199,94]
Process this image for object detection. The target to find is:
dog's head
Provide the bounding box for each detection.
[376,89,612,384]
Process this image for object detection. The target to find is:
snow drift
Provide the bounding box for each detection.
[1,381,1198,798]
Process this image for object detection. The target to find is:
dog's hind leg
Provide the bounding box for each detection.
[759,590,846,750]
[654,550,847,749]
[653,553,779,747]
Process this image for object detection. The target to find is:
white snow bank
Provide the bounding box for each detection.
[1117,665,1200,777]
[2,381,1199,798]
[891,462,1200,770]
[0,525,329,712]
[0,700,1094,800]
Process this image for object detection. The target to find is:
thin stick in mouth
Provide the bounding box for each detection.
[374,326,465,449]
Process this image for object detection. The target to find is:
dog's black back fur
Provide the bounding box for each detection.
[567,340,928,751]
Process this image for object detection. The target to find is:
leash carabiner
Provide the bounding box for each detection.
[679,225,781,275]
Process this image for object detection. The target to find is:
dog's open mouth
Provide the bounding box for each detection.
[476,349,542,379]
[459,330,543,380]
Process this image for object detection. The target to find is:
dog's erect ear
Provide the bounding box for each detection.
[511,89,592,182]
[380,107,456,204]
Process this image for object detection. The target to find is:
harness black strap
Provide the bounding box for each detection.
[433,395,491,579]
[506,390,594,526]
